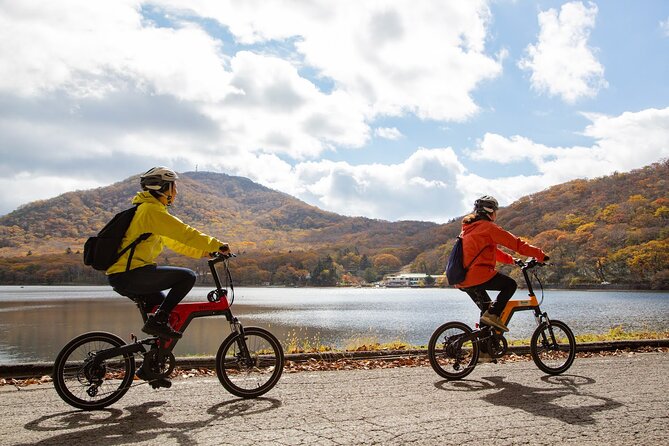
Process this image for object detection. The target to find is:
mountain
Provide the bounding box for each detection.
[0,161,667,288]
[0,171,437,260]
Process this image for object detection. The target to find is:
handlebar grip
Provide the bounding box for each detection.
[208,252,236,263]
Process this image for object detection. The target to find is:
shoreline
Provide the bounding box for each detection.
[2,283,667,292]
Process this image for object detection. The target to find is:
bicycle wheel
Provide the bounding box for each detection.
[216,327,284,398]
[53,331,135,410]
[428,321,479,380]
[530,320,576,375]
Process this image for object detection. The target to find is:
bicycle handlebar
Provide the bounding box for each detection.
[208,252,236,265]
[515,257,549,270]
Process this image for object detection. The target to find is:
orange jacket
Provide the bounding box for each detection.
[456,219,546,288]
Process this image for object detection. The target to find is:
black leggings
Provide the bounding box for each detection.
[463,273,517,316]
[108,265,197,314]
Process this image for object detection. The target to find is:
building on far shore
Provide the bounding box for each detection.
[382,273,444,287]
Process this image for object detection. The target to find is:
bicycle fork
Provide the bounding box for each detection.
[534,308,558,349]
[229,317,255,366]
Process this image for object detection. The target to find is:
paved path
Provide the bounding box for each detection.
[1,352,667,445]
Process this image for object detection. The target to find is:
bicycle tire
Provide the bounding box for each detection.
[428,321,479,380]
[53,331,135,410]
[530,320,576,375]
[215,327,284,398]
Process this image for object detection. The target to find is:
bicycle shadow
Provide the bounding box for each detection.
[435,374,622,425]
[20,397,282,446]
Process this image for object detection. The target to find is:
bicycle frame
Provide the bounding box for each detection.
[94,255,244,365]
[450,260,550,351]
[499,261,550,329]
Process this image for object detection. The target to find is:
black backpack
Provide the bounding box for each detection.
[83,205,151,272]
[445,236,485,285]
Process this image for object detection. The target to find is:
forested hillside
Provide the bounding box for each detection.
[0,161,667,288]
[411,160,669,289]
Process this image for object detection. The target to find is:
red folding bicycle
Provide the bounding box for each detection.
[53,253,284,410]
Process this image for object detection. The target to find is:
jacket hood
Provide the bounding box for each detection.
[131,191,164,206]
[461,219,487,236]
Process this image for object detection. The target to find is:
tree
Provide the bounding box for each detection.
[273,264,309,286]
[372,254,401,275]
[310,256,341,286]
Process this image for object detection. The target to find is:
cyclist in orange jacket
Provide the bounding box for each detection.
[457,195,548,332]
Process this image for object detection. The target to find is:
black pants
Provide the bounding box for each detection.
[108,265,197,314]
[463,273,517,316]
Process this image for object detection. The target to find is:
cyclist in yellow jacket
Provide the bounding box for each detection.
[107,167,230,341]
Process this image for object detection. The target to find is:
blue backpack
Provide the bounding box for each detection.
[445,236,485,285]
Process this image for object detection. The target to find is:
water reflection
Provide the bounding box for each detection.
[1,286,668,364]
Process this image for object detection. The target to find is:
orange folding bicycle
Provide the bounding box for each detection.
[428,258,576,380]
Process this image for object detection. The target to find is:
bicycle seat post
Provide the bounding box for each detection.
[134,301,149,323]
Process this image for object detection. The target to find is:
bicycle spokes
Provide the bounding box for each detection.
[53,332,135,410]
[428,322,478,380]
[530,320,576,375]
[216,327,284,398]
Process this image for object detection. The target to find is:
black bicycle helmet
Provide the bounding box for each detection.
[474,195,499,214]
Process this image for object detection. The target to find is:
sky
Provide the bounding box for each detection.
[1,0,668,223]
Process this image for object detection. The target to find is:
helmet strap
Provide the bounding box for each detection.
[148,190,172,206]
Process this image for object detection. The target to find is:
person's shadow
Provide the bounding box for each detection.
[20,397,282,446]
[435,374,622,425]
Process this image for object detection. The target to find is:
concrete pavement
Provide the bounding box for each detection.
[1,352,667,445]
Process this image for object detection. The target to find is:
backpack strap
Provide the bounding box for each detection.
[465,245,487,269]
[115,203,152,272]
[459,232,488,270]
[120,232,152,272]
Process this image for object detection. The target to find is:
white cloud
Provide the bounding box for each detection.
[467,107,669,200]
[374,127,404,140]
[0,1,237,101]
[518,1,607,103]
[284,148,468,222]
[0,173,104,214]
[0,0,500,173]
[661,17,669,37]
[2,107,668,222]
[158,0,502,121]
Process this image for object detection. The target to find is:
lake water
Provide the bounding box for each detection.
[1,285,668,365]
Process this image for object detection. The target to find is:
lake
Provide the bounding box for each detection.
[1,285,668,365]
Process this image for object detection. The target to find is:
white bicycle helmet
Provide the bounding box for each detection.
[140,166,179,191]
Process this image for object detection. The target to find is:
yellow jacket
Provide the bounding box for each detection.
[106,191,225,274]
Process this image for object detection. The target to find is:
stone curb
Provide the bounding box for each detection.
[2,339,668,380]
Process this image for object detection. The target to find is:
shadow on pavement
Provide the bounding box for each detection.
[20,397,282,445]
[434,374,623,425]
